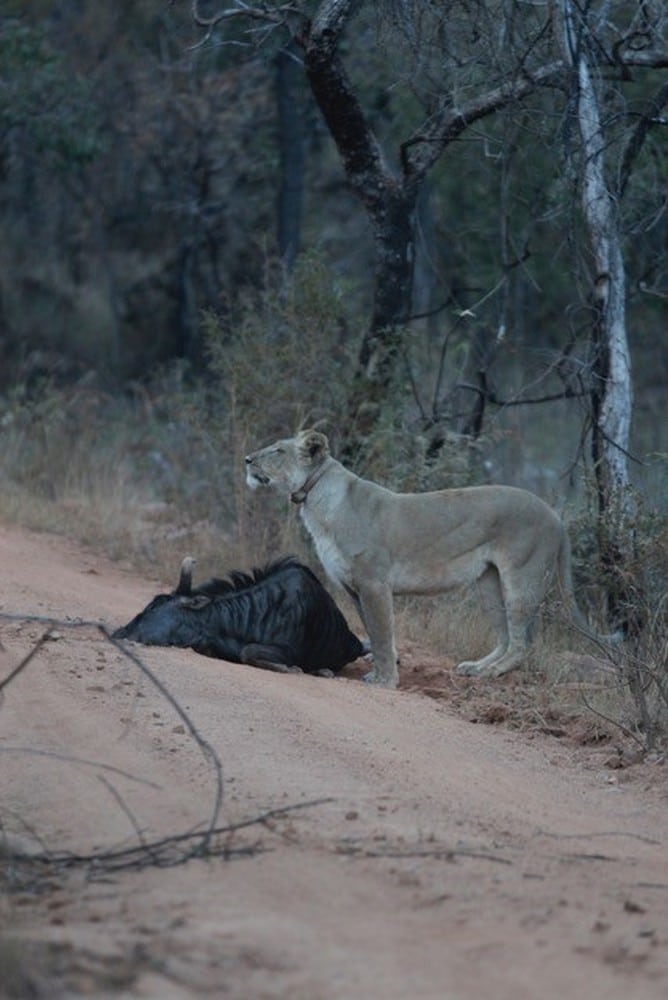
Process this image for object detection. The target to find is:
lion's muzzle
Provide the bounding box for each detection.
[245,456,270,489]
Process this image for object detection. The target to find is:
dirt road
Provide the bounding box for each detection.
[1,523,666,998]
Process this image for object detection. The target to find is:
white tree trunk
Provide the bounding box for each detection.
[556,0,634,528]
[554,0,636,625]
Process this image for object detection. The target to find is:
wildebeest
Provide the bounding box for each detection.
[113,556,365,675]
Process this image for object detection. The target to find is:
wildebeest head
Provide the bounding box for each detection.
[113,591,212,648]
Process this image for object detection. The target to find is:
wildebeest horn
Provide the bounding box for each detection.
[175,556,196,596]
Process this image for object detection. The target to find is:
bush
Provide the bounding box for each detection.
[203,250,359,441]
[0,252,364,573]
[0,372,235,576]
[567,480,668,750]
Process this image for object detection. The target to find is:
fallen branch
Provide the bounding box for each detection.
[0,747,162,790]
[12,798,335,872]
[0,631,53,696]
[101,624,225,859]
[0,612,224,858]
[0,611,336,874]
[536,829,661,846]
[338,843,512,865]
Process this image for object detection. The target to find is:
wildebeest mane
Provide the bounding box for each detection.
[191,557,301,598]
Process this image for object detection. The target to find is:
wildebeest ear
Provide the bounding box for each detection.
[179,594,211,610]
[298,430,329,462]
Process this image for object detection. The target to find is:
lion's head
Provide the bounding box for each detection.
[245,430,330,498]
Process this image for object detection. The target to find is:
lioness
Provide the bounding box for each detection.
[246,430,618,688]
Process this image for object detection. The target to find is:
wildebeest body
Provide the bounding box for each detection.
[113,557,364,674]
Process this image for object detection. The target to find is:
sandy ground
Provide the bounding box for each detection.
[0,522,667,999]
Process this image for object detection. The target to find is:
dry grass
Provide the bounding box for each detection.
[393,580,667,752]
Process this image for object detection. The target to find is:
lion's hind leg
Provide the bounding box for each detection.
[456,566,509,677]
[477,569,543,677]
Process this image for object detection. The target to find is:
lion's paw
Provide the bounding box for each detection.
[456,660,485,677]
[363,668,398,689]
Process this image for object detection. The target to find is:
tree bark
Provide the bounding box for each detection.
[299,2,564,444]
[301,3,417,437]
[555,0,635,623]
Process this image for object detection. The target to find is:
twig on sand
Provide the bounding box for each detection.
[0,746,163,789]
[100,624,225,859]
[11,798,335,872]
[0,612,333,873]
[0,631,53,696]
[338,843,512,865]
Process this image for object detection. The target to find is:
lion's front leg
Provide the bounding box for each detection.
[356,584,399,688]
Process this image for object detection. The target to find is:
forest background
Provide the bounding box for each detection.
[0,2,666,739]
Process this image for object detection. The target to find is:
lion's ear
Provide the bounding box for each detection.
[298,430,329,463]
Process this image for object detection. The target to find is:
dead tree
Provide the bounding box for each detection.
[553,0,667,624]
[190,0,564,445]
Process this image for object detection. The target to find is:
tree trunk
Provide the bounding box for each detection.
[295,2,566,451]
[301,6,417,440]
[341,189,416,441]
[365,183,415,371]
[555,0,635,624]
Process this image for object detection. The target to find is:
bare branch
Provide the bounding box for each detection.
[96,774,158,862]
[400,60,565,188]
[339,842,512,865]
[455,382,587,408]
[0,614,340,873]
[102,625,225,858]
[191,0,299,30]
[0,747,162,789]
[0,631,52,696]
[618,80,668,198]
[0,615,225,863]
[620,50,668,67]
[10,798,335,872]
[613,32,668,69]
[189,0,304,48]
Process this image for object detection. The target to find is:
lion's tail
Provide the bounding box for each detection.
[556,531,625,645]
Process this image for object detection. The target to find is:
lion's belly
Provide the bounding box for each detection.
[388,532,494,594]
[389,544,491,594]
